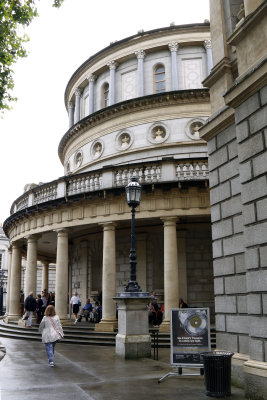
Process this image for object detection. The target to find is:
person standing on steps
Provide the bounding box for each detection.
[70,292,80,325]
[39,305,64,367]
[24,291,37,328]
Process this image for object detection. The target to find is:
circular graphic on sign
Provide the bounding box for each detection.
[184,311,207,336]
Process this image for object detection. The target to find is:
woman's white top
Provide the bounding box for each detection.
[70,295,80,305]
[38,315,64,343]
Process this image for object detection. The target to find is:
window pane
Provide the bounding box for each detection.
[156,66,164,74]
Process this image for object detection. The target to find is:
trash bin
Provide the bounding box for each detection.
[201,351,234,398]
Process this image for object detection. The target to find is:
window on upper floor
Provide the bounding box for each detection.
[103,83,109,107]
[154,64,166,93]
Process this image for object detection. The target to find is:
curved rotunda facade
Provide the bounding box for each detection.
[4,23,213,332]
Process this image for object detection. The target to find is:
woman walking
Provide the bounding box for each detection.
[39,305,64,367]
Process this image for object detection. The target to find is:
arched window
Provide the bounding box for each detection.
[103,82,109,107]
[154,64,165,93]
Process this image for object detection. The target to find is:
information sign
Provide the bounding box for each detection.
[170,308,210,366]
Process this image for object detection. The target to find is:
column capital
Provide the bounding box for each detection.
[54,228,69,237]
[107,60,118,70]
[87,74,97,82]
[204,39,212,49]
[160,216,179,225]
[135,49,146,59]
[68,101,74,109]
[168,41,179,52]
[75,88,82,97]
[25,234,41,242]
[10,240,24,250]
[99,222,117,231]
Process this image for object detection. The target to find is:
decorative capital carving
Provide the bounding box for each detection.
[88,74,97,82]
[75,88,82,97]
[107,60,118,70]
[204,39,212,49]
[68,101,74,110]
[135,49,146,59]
[168,41,179,52]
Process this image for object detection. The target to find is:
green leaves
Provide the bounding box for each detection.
[0,0,64,114]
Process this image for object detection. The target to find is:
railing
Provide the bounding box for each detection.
[10,160,209,215]
[67,173,103,196]
[33,184,58,205]
[114,165,161,186]
[176,161,208,180]
[16,195,29,212]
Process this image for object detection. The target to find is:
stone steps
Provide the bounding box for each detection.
[0,320,216,348]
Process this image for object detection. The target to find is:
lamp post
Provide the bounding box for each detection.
[125,176,142,293]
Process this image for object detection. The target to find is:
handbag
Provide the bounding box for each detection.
[48,317,63,341]
[22,312,29,320]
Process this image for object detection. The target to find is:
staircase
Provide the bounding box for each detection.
[0,320,216,349]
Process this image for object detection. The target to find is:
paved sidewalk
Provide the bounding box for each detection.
[0,338,246,400]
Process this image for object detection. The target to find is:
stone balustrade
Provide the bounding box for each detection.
[176,161,208,180]
[67,173,103,196]
[10,160,209,215]
[33,184,58,205]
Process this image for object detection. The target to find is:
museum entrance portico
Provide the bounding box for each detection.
[4,177,213,331]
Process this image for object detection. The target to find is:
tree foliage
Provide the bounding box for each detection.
[0,0,64,114]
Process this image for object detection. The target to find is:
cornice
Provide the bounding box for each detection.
[58,89,210,163]
[202,57,233,88]
[199,105,235,141]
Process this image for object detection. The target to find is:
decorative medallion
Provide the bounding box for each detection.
[185,118,205,140]
[147,123,169,144]
[91,140,104,159]
[115,130,133,151]
[74,150,83,167]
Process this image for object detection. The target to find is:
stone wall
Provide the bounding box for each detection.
[206,87,267,364]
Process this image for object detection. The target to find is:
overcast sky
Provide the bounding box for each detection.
[0,0,209,224]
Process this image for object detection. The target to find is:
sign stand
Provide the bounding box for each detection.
[159,308,210,384]
[158,364,204,383]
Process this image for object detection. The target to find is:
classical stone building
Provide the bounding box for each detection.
[0,225,9,314]
[3,23,213,333]
[200,0,267,398]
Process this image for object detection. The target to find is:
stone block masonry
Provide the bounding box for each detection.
[206,85,267,365]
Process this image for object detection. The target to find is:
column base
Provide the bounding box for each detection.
[116,333,151,359]
[5,314,20,323]
[94,319,118,332]
[60,318,73,326]
[159,320,170,333]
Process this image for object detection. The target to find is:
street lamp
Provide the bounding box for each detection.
[125,176,142,293]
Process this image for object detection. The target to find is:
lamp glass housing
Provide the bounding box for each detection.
[125,177,142,207]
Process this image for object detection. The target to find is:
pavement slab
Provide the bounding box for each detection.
[0,338,246,400]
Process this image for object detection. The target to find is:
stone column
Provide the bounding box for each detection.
[68,101,74,128]
[135,50,146,97]
[5,247,12,318]
[204,40,213,76]
[88,74,96,115]
[168,42,179,90]
[41,261,49,292]
[136,234,147,291]
[25,235,40,297]
[177,232,187,303]
[74,88,81,124]
[8,241,23,320]
[55,229,69,323]
[80,240,88,306]
[95,222,117,332]
[160,217,179,332]
[107,60,118,106]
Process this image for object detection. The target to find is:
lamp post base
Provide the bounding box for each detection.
[113,294,152,359]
